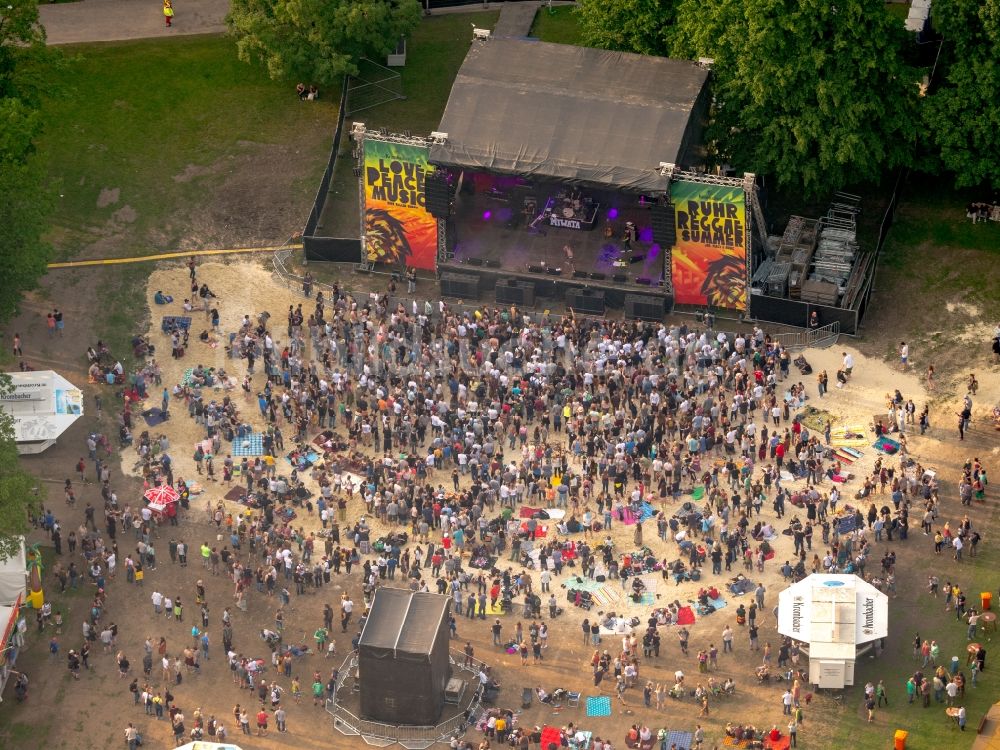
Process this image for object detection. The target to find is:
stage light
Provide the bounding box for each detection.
[639,227,654,243]
[482,211,492,220]
[608,208,619,220]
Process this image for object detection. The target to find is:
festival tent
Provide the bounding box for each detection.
[429,39,710,193]
[777,574,888,688]
[0,370,84,454]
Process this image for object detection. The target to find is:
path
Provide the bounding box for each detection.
[493,0,540,38]
[45,243,299,269]
[39,0,229,46]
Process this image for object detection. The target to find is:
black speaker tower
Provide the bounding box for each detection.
[651,203,676,247]
[425,171,452,219]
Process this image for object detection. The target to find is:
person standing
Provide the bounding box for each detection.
[53,309,64,336]
[163,0,174,26]
[12,333,22,357]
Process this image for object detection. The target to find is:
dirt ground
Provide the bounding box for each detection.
[1,259,999,750]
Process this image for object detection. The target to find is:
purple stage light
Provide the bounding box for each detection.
[639,227,654,243]
[608,208,619,220]
[483,211,492,220]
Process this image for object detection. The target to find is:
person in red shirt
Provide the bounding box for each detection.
[256,708,269,736]
[775,443,786,469]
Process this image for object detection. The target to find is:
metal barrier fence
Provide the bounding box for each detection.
[326,648,486,747]
[769,321,841,351]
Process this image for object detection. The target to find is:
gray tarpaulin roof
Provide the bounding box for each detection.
[358,588,450,659]
[429,39,709,193]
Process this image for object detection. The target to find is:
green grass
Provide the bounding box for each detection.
[886,1,911,22]
[37,35,339,259]
[530,6,584,45]
[315,12,498,237]
[355,12,499,133]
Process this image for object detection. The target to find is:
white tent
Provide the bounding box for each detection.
[0,543,26,607]
[174,742,244,750]
[0,371,84,453]
[777,574,888,688]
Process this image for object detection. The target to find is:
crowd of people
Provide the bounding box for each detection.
[14,257,994,750]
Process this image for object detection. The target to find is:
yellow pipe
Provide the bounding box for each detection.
[46,244,302,269]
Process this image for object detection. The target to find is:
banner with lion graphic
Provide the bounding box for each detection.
[363,140,438,271]
[669,182,747,311]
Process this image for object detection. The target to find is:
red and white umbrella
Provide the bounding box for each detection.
[144,484,179,505]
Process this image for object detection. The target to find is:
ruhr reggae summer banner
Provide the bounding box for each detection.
[669,181,748,310]
[364,140,437,271]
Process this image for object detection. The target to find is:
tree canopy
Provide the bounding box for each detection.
[575,0,679,57]
[924,0,1000,189]
[227,0,423,86]
[668,0,920,197]
[0,375,42,561]
[0,0,55,322]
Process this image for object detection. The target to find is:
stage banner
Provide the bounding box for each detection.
[669,181,747,310]
[363,140,437,271]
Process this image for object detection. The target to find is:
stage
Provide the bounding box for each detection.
[439,179,672,311]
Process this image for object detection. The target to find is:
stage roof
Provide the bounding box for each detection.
[429,39,709,193]
[358,589,449,659]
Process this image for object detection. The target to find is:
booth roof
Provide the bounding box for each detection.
[358,589,450,657]
[428,39,709,193]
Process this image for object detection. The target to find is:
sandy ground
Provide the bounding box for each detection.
[3,258,998,750]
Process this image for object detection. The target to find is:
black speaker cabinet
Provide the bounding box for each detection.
[484,259,501,268]
[465,257,484,267]
[624,294,665,321]
[495,280,535,307]
[651,203,676,247]
[613,274,627,284]
[440,271,479,299]
[589,272,606,281]
[572,270,589,279]
[566,289,605,316]
[527,264,545,274]
[426,172,453,219]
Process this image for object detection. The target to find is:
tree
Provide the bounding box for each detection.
[668,0,920,197]
[575,0,679,56]
[227,0,423,86]
[0,375,42,561]
[0,0,56,322]
[924,0,1000,188]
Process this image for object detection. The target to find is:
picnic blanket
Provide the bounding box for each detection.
[638,592,655,605]
[621,502,656,525]
[180,367,197,387]
[520,522,548,538]
[224,486,248,502]
[519,506,544,519]
[142,407,168,427]
[231,433,264,457]
[690,485,706,501]
[764,736,791,750]
[161,315,191,333]
[798,406,833,433]
[591,587,621,608]
[722,737,750,748]
[829,425,868,448]
[568,730,593,750]
[663,730,693,750]
[567,578,605,593]
[708,596,727,610]
[675,606,696,626]
[873,435,901,454]
[585,696,612,718]
[541,727,562,750]
[728,577,754,596]
[286,450,318,467]
[833,450,856,464]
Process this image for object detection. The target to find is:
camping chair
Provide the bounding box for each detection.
[566,691,581,708]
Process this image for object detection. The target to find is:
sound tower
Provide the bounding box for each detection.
[439,272,479,299]
[566,289,605,316]
[425,171,452,219]
[651,203,677,247]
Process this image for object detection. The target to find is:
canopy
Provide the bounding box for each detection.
[777,574,888,646]
[429,39,709,193]
[0,543,25,607]
[0,371,83,447]
[144,485,179,505]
